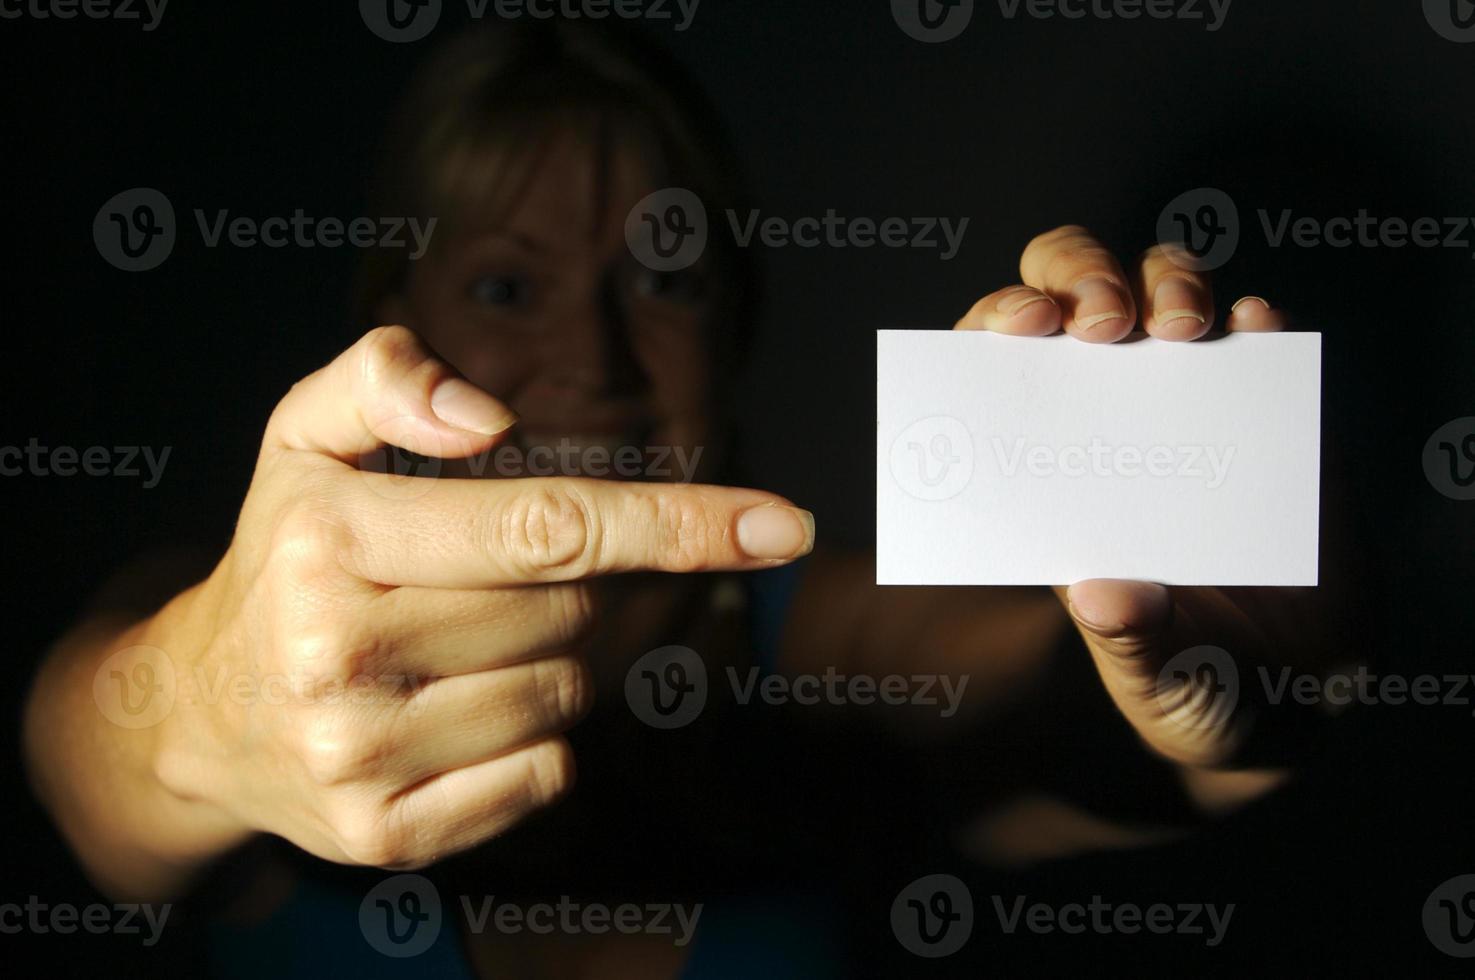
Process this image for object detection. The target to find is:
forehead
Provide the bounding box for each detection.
[500,127,654,254]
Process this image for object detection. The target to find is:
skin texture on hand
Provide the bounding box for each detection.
[25,325,815,899]
[957,225,1328,790]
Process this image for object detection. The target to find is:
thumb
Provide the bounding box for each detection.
[1056,579,1175,667]
[1057,580,1250,768]
[263,325,517,463]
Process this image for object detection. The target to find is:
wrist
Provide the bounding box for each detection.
[143,578,256,856]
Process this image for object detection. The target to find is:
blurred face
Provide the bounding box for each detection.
[379,128,716,481]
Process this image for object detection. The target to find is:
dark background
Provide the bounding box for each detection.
[2,0,1473,975]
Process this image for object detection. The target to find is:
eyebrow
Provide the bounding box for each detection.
[469,229,552,254]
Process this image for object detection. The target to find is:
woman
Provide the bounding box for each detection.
[23,20,1339,977]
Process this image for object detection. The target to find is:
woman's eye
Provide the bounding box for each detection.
[469,275,528,309]
[631,267,703,304]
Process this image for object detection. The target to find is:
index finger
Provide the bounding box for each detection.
[1019,225,1137,342]
[335,475,816,588]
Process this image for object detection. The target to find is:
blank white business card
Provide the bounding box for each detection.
[876,330,1321,586]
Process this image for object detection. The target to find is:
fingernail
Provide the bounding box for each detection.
[736,505,815,560]
[1066,581,1172,638]
[1065,593,1125,635]
[1000,290,1054,317]
[1154,309,1207,325]
[1151,277,1207,337]
[1231,295,1270,313]
[430,378,518,435]
[1070,277,1128,333]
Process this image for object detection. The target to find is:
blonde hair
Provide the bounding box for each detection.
[354,20,754,362]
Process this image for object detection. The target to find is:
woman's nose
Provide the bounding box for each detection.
[544,293,647,398]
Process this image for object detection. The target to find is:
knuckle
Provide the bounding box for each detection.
[546,585,596,648]
[1142,242,1201,270]
[534,654,594,726]
[1026,224,1092,253]
[1049,245,1118,279]
[280,628,350,681]
[524,737,577,807]
[646,489,721,572]
[499,486,596,576]
[334,805,412,868]
[355,325,426,389]
[269,504,352,575]
[297,713,384,786]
